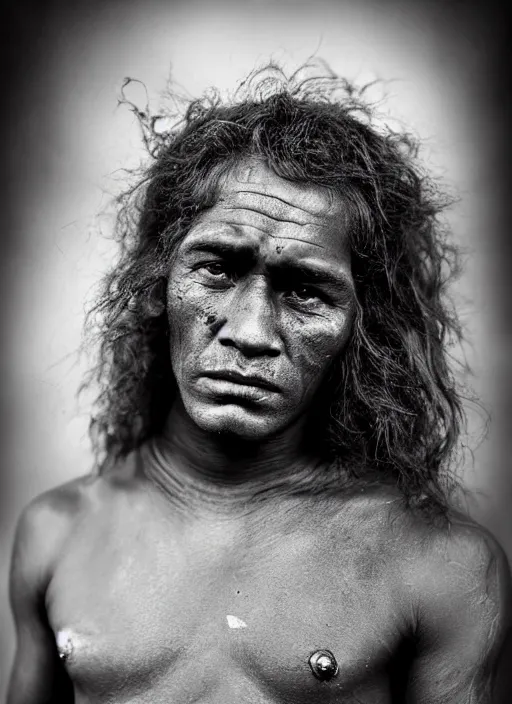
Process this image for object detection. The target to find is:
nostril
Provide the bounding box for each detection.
[218,327,281,358]
[267,348,280,358]
[216,292,282,357]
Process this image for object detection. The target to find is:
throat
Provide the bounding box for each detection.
[139,403,331,517]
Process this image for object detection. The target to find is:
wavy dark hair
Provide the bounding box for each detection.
[83,61,466,513]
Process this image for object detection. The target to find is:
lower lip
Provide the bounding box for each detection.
[197,376,277,401]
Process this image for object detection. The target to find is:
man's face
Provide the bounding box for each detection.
[167,160,355,440]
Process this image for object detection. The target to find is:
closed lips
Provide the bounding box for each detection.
[201,371,280,392]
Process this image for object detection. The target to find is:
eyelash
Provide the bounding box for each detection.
[201,262,229,277]
[196,262,235,287]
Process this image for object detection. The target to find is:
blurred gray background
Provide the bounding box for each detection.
[0,0,509,694]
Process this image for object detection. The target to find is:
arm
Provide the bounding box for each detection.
[406,520,512,703]
[7,498,75,704]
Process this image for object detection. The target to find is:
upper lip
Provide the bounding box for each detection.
[202,370,280,392]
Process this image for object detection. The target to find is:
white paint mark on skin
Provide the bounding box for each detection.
[57,629,72,648]
[56,629,75,660]
[226,614,248,629]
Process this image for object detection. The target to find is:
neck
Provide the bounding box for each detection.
[141,399,336,517]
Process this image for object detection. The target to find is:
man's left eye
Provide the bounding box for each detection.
[290,286,320,302]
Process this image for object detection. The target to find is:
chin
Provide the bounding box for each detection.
[190,402,285,441]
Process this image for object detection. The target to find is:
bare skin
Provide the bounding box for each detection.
[8,161,512,703]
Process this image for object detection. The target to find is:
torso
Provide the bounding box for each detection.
[44,455,426,704]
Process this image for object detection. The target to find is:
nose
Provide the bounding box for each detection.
[217,278,282,358]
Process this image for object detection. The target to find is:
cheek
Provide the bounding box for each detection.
[166,279,221,363]
[287,312,352,388]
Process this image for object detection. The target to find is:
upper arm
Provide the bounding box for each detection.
[406,521,512,704]
[7,497,75,704]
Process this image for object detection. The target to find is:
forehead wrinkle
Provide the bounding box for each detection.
[219,185,334,225]
[234,189,333,219]
[186,187,348,254]
[269,234,325,249]
[228,160,335,212]
[222,204,318,229]
[218,213,326,249]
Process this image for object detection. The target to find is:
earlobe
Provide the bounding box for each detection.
[125,279,166,317]
[145,278,167,316]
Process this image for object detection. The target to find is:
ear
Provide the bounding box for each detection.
[125,278,167,317]
[145,278,167,316]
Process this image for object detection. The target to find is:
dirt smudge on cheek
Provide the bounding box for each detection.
[167,281,197,378]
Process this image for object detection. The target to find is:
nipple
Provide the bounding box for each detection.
[309,649,339,681]
[56,630,74,662]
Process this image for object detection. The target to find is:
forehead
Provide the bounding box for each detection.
[219,160,338,219]
[182,160,351,261]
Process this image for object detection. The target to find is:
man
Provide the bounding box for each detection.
[7,64,512,703]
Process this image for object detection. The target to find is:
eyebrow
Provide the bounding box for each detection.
[184,238,257,260]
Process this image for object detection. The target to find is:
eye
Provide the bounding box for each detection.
[195,260,235,288]
[289,285,321,302]
[202,262,227,277]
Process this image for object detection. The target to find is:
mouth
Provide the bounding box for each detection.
[201,370,280,393]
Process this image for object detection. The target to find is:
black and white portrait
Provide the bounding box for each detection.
[0,1,510,702]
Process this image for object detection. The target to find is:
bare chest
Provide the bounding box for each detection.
[47,507,408,702]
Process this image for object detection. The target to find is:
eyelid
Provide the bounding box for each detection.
[296,291,323,303]
[192,256,227,270]
[193,260,237,287]
[198,261,230,276]
[189,245,253,266]
[292,284,320,296]
[284,285,327,307]
[274,275,326,299]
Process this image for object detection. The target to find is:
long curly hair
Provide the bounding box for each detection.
[83,61,466,513]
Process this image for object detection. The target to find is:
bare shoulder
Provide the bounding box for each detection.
[393,506,512,665]
[13,449,142,553]
[371,497,512,608]
[346,487,511,586]
[10,450,149,590]
[10,474,100,595]
[403,508,512,608]
[329,487,511,631]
